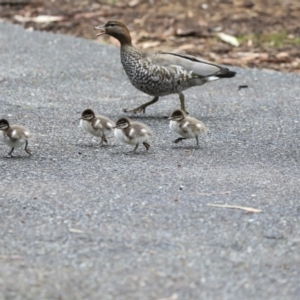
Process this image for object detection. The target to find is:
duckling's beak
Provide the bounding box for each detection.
[95,24,106,37]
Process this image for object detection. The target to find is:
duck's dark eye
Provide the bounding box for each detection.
[109,23,115,27]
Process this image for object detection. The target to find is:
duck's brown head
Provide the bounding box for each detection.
[95,20,132,46]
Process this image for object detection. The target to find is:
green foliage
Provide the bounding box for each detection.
[104,0,119,4]
[237,31,300,48]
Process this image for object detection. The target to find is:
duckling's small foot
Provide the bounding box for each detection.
[124,143,139,154]
[7,147,15,157]
[25,148,32,156]
[99,136,108,146]
[143,141,150,151]
[24,141,32,156]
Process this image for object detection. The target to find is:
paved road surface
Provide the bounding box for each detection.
[0,23,300,300]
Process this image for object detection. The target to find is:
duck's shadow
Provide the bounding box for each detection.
[119,113,170,120]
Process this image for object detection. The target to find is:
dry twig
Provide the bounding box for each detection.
[207,203,262,213]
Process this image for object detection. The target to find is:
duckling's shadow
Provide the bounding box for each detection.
[109,149,152,156]
[1,155,32,159]
[75,143,117,149]
[171,144,204,150]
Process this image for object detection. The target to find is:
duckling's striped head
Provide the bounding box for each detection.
[0,119,9,130]
[169,109,186,121]
[81,109,95,121]
[115,117,131,129]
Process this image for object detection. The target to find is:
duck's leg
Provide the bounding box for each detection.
[123,96,159,114]
[179,93,188,114]
[24,141,32,155]
[195,136,199,146]
[143,141,150,151]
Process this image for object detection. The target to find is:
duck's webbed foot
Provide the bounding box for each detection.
[173,137,187,144]
[123,96,159,114]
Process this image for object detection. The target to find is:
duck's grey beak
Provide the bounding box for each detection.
[95,24,106,37]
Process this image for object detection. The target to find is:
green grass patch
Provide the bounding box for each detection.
[237,32,300,48]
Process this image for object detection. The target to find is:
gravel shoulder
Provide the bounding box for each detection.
[0,23,300,300]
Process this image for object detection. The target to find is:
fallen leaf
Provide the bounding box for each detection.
[174,43,197,52]
[275,52,290,62]
[175,28,196,36]
[68,228,84,233]
[128,0,140,7]
[217,32,240,47]
[142,41,161,49]
[157,294,178,300]
[238,52,269,62]
[14,15,65,23]
[73,11,105,21]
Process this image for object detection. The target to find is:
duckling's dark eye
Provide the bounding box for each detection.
[109,23,115,27]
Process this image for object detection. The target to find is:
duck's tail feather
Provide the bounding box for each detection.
[154,51,235,77]
[215,69,236,78]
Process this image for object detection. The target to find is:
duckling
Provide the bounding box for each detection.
[114,117,152,153]
[80,109,115,146]
[0,118,33,157]
[169,109,207,146]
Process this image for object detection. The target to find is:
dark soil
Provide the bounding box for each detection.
[1,0,299,73]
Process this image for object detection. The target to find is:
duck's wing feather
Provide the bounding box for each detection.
[150,51,236,78]
[91,118,103,130]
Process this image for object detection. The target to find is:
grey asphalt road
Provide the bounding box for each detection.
[0,22,300,300]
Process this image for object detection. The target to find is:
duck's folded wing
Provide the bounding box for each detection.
[151,51,235,78]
